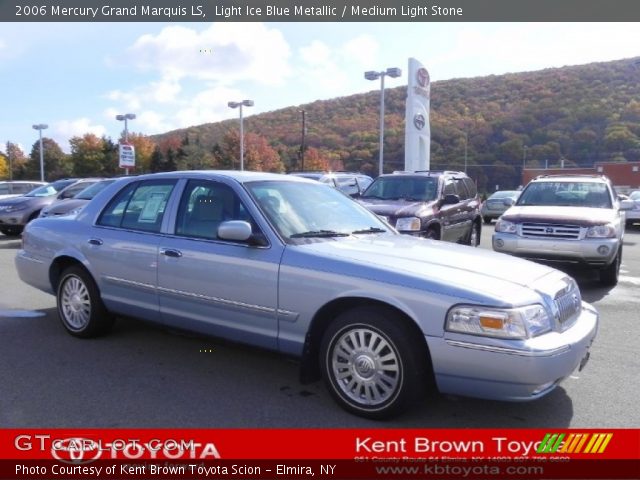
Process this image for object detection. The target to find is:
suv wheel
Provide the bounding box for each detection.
[599,246,622,287]
[320,307,427,419]
[0,226,23,236]
[424,228,440,240]
[466,222,481,247]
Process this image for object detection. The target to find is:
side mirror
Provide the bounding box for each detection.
[620,199,634,211]
[441,194,460,206]
[503,198,515,207]
[217,220,252,242]
[217,220,268,247]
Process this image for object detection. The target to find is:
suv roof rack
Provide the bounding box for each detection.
[534,174,609,181]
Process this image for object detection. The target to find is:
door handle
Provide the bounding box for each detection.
[160,248,182,258]
[88,238,103,246]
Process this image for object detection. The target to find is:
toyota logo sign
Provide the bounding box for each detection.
[413,113,426,130]
[417,68,430,88]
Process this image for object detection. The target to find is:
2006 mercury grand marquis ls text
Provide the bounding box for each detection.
[16,171,598,418]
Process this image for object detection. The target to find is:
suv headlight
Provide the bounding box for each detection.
[586,224,616,238]
[395,217,421,231]
[6,204,28,213]
[495,219,517,233]
[446,304,552,339]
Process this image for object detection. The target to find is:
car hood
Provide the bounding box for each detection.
[286,234,562,306]
[501,206,616,226]
[44,199,88,214]
[0,196,34,207]
[358,198,435,217]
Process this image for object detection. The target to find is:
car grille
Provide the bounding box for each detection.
[521,222,581,240]
[554,285,581,331]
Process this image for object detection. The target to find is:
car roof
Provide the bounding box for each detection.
[532,174,610,183]
[134,170,311,184]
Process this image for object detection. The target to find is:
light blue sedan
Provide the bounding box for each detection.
[16,171,598,418]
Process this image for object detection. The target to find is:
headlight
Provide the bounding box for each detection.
[6,204,29,213]
[495,219,517,233]
[446,304,552,339]
[586,224,616,238]
[395,217,421,231]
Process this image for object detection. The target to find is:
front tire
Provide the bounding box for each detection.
[320,306,427,419]
[599,246,621,287]
[57,266,114,338]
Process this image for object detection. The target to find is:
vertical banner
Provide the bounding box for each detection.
[118,143,136,170]
[404,57,431,172]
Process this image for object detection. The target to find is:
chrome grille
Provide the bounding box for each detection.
[521,222,581,239]
[554,286,581,330]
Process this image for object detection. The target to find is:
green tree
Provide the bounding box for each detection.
[26,137,69,181]
[69,133,105,176]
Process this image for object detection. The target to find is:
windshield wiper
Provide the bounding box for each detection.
[290,230,350,238]
[352,227,387,234]
[361,194,385,200]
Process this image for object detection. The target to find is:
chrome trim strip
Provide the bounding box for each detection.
[446,340,570,357]
[157,286,275,314]
[18,254,45,264]
[276,309,300,322]
[103,276,156,292]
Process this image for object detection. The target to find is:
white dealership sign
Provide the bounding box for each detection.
[404,57,431,171]
[119,143,136,169]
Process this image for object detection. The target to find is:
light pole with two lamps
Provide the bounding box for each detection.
[115,113,136,175]
[228,100,254,171]
[364,67,402,176]
[32,124,48,182]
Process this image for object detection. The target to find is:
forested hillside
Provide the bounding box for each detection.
[153,56,640,191]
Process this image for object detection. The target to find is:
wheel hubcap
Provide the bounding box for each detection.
[330,327,400,407]
[60,276,91,330]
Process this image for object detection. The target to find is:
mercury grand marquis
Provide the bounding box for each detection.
[16,171,598,419]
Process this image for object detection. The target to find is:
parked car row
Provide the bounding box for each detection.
[15,170,599,419]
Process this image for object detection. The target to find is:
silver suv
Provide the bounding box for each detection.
[492,174,634,286]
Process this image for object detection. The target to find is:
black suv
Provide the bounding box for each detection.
[358,171,482,246]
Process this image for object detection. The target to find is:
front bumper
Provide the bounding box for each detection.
[0,210,30,227]
[492,232,619,267]
[426,301,598,401]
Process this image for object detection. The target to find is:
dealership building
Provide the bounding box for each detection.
[522,161,640,194]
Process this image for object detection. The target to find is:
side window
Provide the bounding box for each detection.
[176,180,252,240]
[443,179,456,196]
[454,178,470,200]
[98,180,176,233]
[463,178,477,198]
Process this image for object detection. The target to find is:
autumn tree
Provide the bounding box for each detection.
[221,130,284,172]
[4,142,28,180]
[0,153,8,179]
[69,133,107,176]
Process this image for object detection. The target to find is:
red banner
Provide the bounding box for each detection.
[1,429,638,479]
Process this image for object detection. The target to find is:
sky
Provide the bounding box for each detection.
[1,22,639,156]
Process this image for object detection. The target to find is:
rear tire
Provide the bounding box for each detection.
[0,226,23,236]
[320,306,428,419]
[483,217,492,225]
[57,266,114,338]
[599,246,621,287]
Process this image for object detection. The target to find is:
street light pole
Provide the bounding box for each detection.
[32,124,48,182]
[228,100,254,170]
[299,109,306,171]
[365,67,401,176]
[116,113,136,175]
[464,131,468,173]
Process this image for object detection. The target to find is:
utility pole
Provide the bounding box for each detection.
[299,110,306,171]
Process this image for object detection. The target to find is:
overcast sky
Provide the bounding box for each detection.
[1,22,639,155]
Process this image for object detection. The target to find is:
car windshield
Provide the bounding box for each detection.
[74,180,116,200]
[246,180,391,242]
[361,176,438,201]
[517,181,612,208]
[25,185,58,197]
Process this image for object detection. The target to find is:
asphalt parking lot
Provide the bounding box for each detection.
[1,224,639,428]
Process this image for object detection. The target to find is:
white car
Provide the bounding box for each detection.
[0,181,47,200]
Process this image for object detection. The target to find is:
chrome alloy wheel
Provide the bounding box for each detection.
[329,327,401,407]
[60,275,92,331]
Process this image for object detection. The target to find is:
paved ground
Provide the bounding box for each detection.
[1,224,639,428]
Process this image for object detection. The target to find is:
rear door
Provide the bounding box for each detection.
[83,179,177,321]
